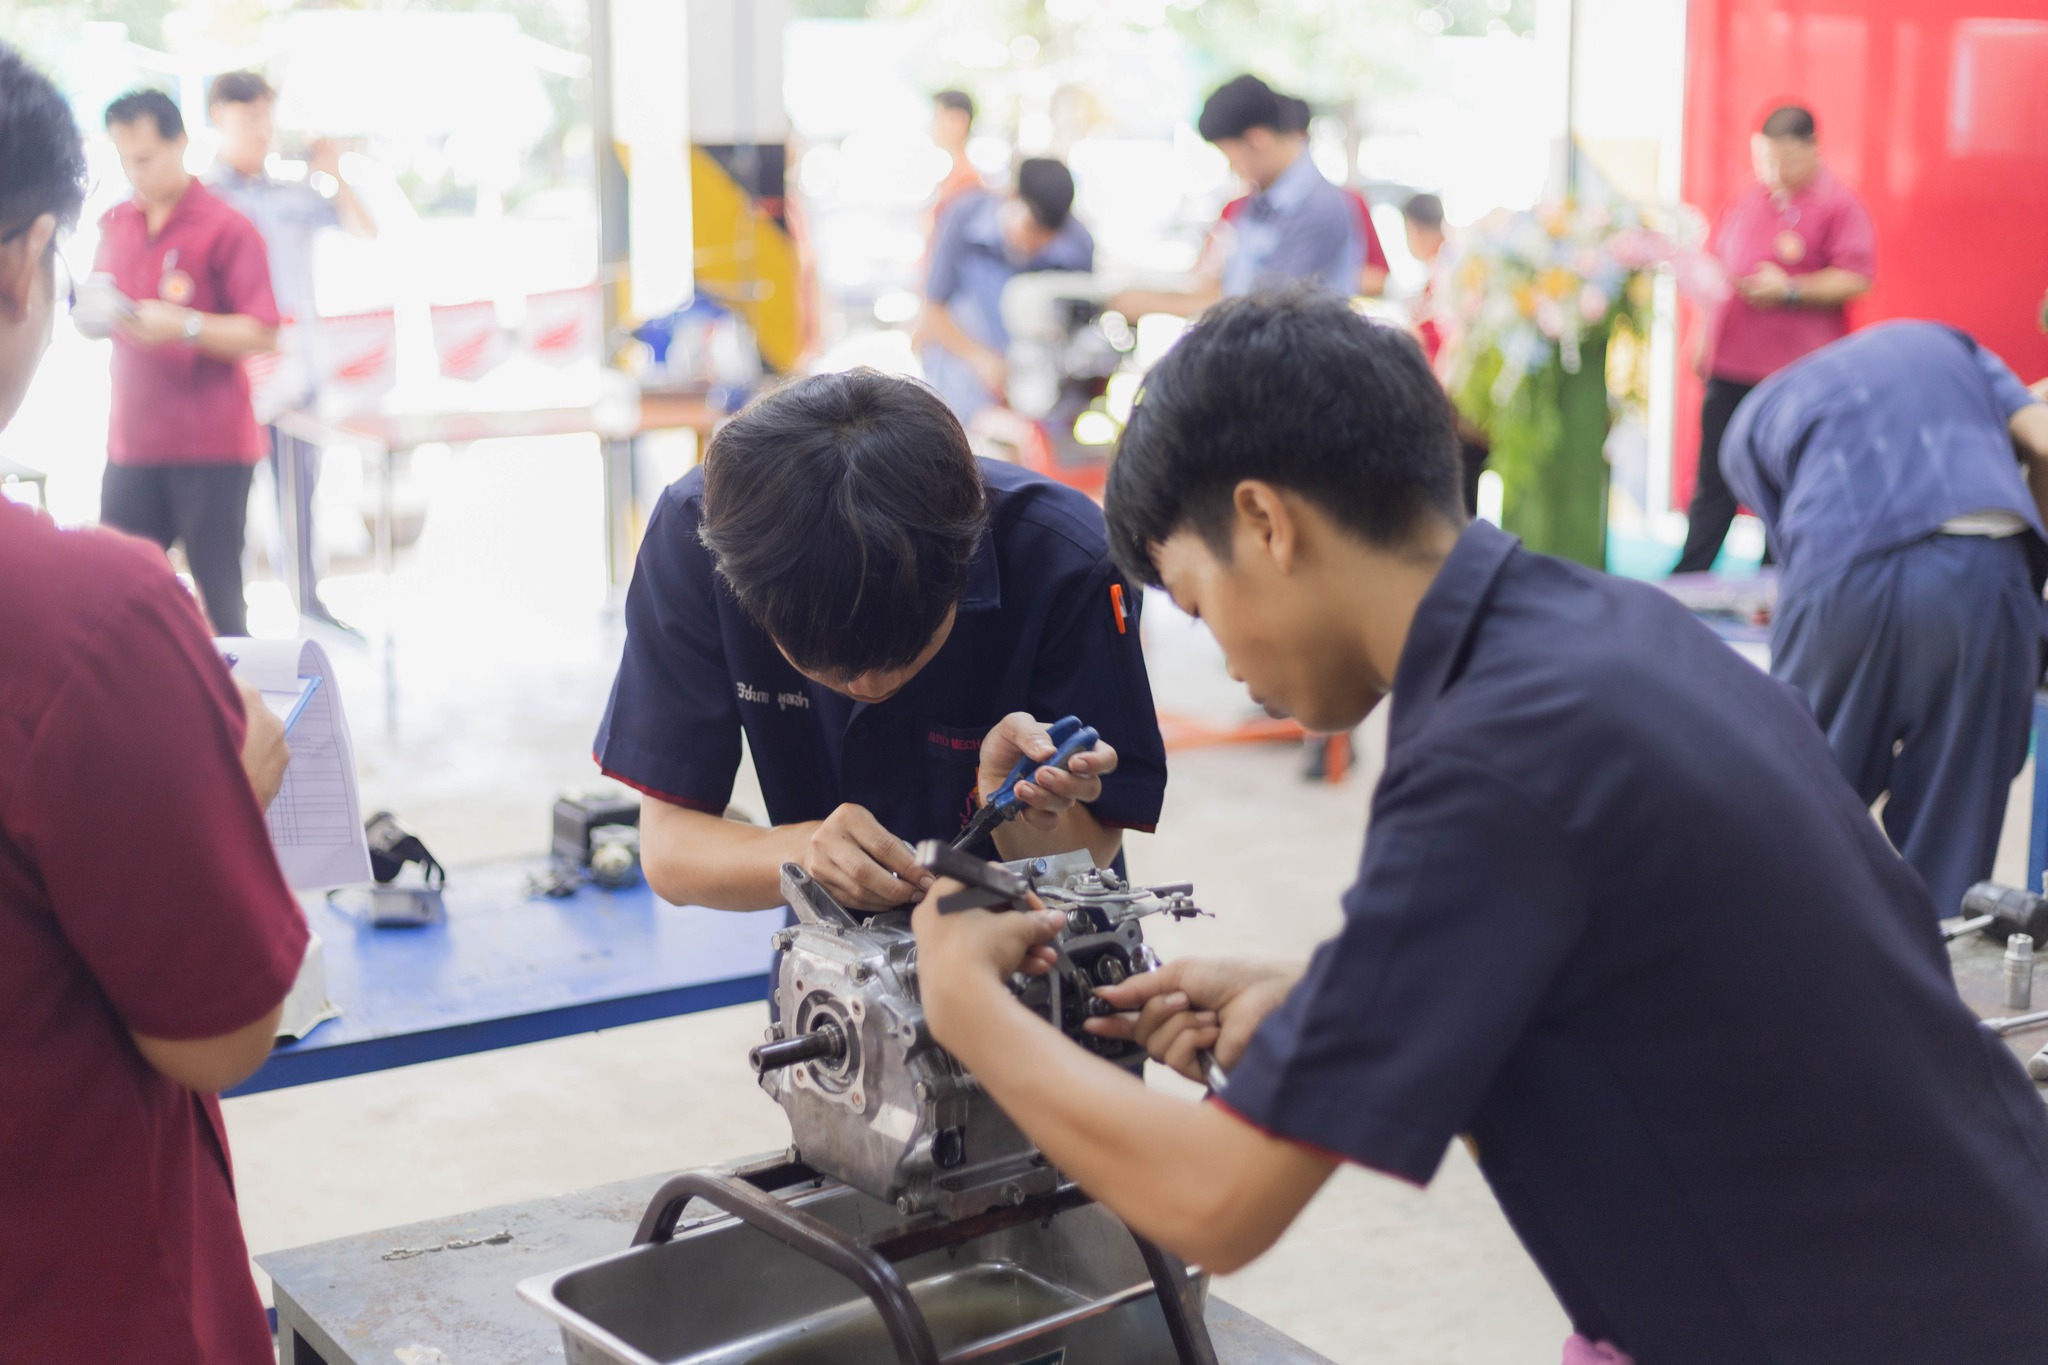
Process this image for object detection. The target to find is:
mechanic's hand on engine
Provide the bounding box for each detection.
[803,803,934,912]
[1086,958,1303,1083]
[912,885,1062,1042]
[234,678,291,810]
[977,712,1119,832]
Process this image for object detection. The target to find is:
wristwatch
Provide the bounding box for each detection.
[181,310,204,343]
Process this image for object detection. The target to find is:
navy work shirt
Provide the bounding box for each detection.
[1222,521,2048,1363]
[595,458,1166,848]
[1720,320,2048,599]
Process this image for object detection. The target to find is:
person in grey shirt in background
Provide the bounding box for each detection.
[1110,74,1363,319]
[207,70,375,629]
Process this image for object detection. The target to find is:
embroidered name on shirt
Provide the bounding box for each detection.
[928,730,980,753]
[736,681,810,712]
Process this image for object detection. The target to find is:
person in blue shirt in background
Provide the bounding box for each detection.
[207,71,376,629]
[918,157,1093,423]
[1720,321,2048,918]
[1110,74,1363,320]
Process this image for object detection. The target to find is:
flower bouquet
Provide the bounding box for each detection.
[1438,201,1711,568]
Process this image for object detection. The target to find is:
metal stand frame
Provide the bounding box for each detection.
[633,1158,1219,1365]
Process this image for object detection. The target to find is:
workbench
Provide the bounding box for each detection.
[275,393,720,731]
[260,1166,1335,1365]
[228,860,779,1097]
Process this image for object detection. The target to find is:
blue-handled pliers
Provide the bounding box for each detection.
[950,715,1100,851]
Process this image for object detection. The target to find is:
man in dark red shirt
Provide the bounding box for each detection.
[92,88,279,636]
[0,45,308,1363]
[1674,104,1875,574]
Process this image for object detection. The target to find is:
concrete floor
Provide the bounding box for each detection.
[220,435,2035,1363]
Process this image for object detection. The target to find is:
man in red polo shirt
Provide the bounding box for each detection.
[91,88,279,636]
[0,45,308,1363]
[1674,104,1874,574]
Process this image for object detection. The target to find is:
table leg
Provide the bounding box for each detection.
[379,445,399,737]
[274,1282,356,1365]
[2029,690,2048,896]
[602,434,636,601]
[277,427,308,616]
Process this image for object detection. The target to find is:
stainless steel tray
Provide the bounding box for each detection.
[518,1178,1206,1365]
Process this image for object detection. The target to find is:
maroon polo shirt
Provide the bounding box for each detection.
[0,499,307,1363]
[1704,167,1876,385]
[93,178,279,465]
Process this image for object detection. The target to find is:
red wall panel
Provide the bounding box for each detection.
[1674,1,2048,509]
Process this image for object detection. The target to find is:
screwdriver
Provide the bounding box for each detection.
[950,715,1100,851]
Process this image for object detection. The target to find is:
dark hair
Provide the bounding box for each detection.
[934,89,975,123]
[1015,157,1075,231]
[105,88,183,140]
[1277,94,1312,135]
[1761,105,1816,140]
[1105,289,1464,585]
[1402,192,1445,232]
[0,43,88,241]
[1197,74,1284,143]
[209,71,275,107]
[699,369,989,678]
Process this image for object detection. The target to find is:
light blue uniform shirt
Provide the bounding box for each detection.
[208,167,340,407]
[921,190,1094,422]
[1218,150,1361,299]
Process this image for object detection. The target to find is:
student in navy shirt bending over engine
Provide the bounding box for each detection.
[909,291,2048,1365]
[595,369,1166,913]
[1719,320,2048,920]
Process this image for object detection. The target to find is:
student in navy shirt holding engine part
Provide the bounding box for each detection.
[911,292,2048,1365]
[1719,320,2048,920]
[595,369,1167,914]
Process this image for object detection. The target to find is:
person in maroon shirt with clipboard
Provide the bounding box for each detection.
[0,46,308,1364]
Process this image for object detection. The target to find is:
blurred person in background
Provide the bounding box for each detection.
[91,89,279,637]
[1674,104,1873,575]
[930,89,982,224]
[1404,191,1487,514]
[1718,321,2048,918]
[1111,74,1364,319]
[919,156,1093,422]
[0,43,308,1364]
[1278,93,1387,298]
[207,70,375,631]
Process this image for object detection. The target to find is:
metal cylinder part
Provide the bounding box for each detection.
[750,1023,845,1074]
[2007,934,2036,1011]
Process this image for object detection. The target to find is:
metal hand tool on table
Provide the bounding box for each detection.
[1943,881,2048,943]
[950,715,1100,850]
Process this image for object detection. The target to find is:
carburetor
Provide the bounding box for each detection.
[749,849,1207,1222]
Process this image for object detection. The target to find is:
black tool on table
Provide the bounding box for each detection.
[1944,882,2048,944]
[949,715,1100,851]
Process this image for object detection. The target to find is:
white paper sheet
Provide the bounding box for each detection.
[217,637,374,889]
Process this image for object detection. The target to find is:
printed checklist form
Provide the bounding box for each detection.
[216,636,373,889]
